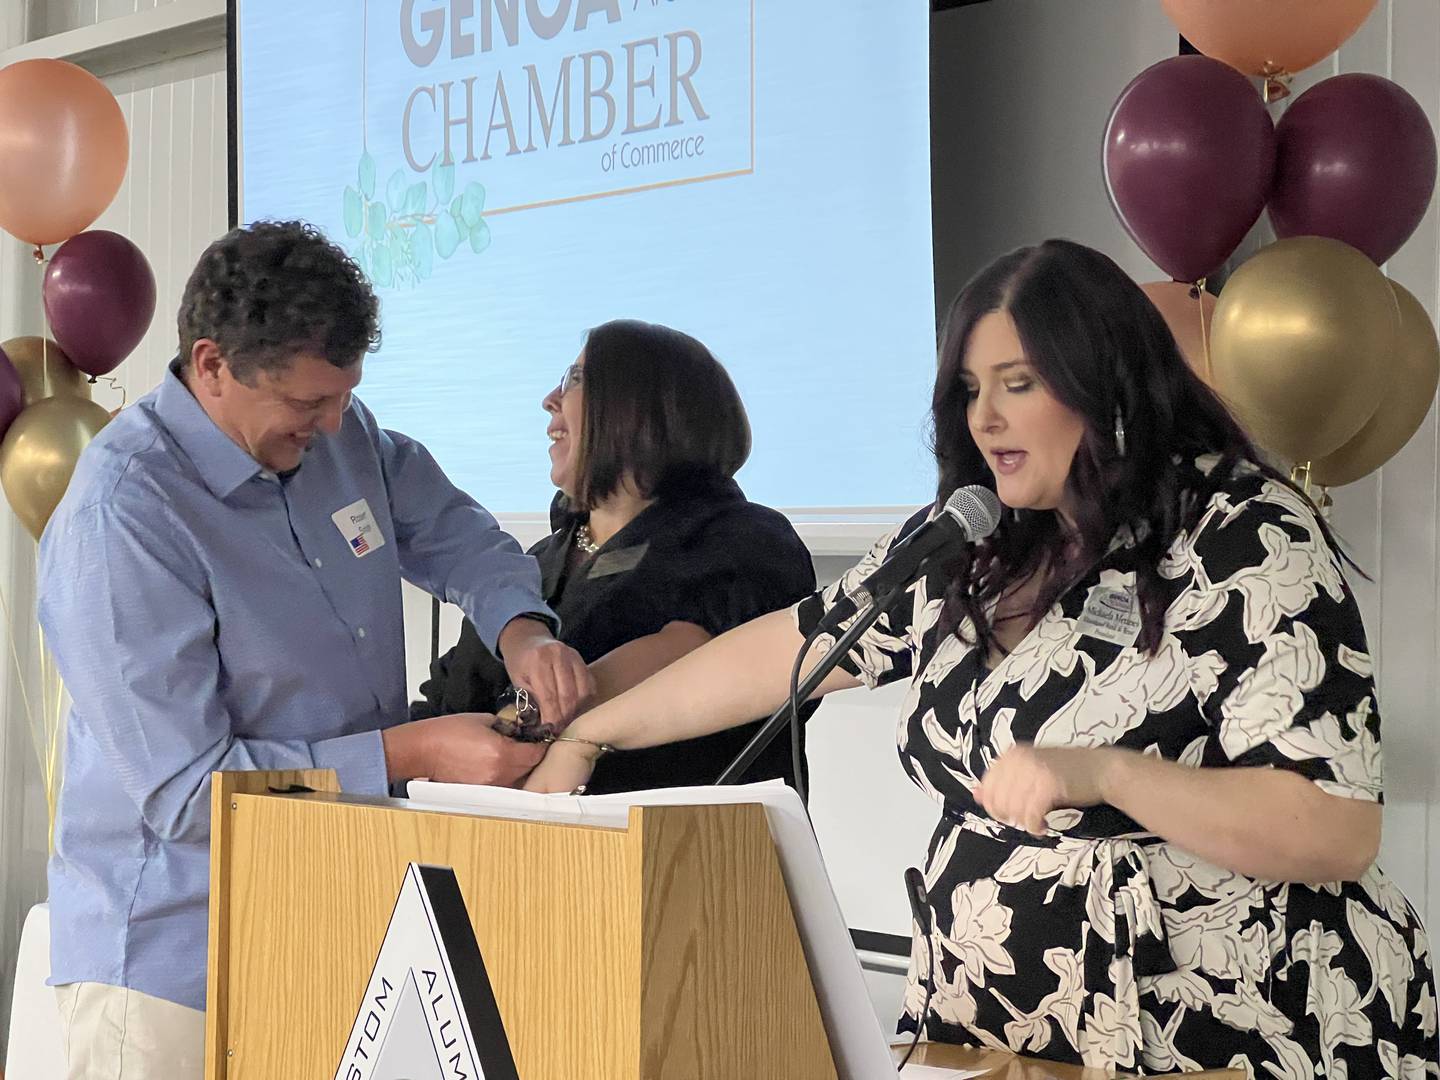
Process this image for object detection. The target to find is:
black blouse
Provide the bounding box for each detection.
[411,477,816,793]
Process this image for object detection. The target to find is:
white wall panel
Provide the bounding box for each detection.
[93,49,228,402]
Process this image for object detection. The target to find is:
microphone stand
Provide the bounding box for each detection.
[713,576,910,787]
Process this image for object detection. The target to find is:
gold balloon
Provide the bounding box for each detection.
[1210,236,1397,462]
[0,336,92,406]
[1311,281,1440,486]
[0,396,110,539]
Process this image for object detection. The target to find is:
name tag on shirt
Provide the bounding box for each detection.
[1076,584,1141,647]
[588,542,649,578]
[331,498,387,558]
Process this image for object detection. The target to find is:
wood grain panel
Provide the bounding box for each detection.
[635,803,835,1079]
[206,778,835,1080]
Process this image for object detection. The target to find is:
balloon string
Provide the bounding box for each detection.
[34,247,60,398]
[39,620,65,853]
[97,376,128,410]
[0,582,38,749]
[1194,278,1212,383]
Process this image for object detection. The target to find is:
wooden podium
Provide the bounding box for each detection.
[204,769,836,1080]
[206,769,1245,1080]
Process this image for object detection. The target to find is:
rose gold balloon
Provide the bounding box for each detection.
[0,59,128,247]
[1140,281,1218,382]
[0,337,92,407]
[0,396,110,539]
[1162,0,1377,81]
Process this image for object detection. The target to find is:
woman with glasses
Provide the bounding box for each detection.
[410,318,815,793]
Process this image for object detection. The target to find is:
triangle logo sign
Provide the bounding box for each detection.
[334,863,519,1080]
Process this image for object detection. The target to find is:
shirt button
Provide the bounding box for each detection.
[313,558,324,569]
[357,627,367,639]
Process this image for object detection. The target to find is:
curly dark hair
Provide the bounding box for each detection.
[932,239,1351,658]
[176,220,380,383]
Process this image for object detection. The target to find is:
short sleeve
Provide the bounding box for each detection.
[1171,474,1382,802]
[792,504,936,690]
[671,505,817,638]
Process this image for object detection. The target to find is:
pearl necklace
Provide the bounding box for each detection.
[575,523,600,555]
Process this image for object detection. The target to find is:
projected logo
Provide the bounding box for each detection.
[334,863,518,1080]
[345,0,754,287]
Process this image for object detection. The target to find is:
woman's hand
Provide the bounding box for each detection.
[973,744,1125,835]
[523,739,601,794]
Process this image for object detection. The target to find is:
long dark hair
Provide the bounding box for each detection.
[932,239,1343,657]
[572,319,751,510]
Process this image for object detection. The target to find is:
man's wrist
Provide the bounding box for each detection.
[497,613,553,658]
[382,720,432,782]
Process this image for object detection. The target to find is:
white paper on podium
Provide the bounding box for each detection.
[406,779,902,1080]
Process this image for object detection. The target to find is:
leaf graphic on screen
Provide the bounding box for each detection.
[365,201,387,240]
[413,222,435,280]
[358,152,376,200]
[469,219,491,254]
[343,187,363,238]
[372,242,393,287]
[386,169,407,211]
[435,213,461,259]
[344,153,491,290]
[434,163,455,205]
[460,183,486,228]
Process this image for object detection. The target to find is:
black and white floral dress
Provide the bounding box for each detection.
[795,457,1438,1077]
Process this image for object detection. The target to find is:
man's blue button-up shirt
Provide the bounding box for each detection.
[38,364,555,1010]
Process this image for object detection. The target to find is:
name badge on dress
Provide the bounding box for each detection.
[331,497,387,558]
[1076,583,1141,647]
[588,542,649,578]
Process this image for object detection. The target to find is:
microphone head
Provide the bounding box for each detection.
[942,485,1002,540]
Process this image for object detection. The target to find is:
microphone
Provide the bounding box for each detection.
[832,485,1002,618]
[713,486,1002,791]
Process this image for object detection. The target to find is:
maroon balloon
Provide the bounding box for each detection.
[1104,56,1276,283]
[1270,74,1437,266]
[0,344,23,440]
[42,230,157,377]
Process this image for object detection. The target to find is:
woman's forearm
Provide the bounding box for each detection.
[582,621,713,712]
[564,608,860,749]
[1101,751,1381,883]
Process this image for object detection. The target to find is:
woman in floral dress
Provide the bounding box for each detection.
[526,240,1438,1076]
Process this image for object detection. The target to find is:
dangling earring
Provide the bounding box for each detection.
[1114,408,1127,458]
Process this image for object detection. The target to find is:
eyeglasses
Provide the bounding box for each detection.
[558,362,584,396]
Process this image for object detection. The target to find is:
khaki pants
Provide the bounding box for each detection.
[55,983,205,1080]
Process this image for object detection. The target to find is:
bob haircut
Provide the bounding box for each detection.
[571,319,751,509]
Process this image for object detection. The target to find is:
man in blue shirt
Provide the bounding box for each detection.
[38,221,592,1079]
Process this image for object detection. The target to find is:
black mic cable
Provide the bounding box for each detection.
[897,866,935,1070]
